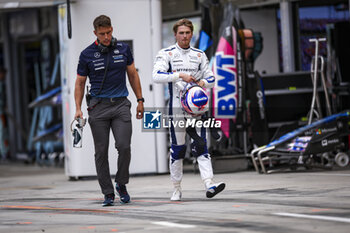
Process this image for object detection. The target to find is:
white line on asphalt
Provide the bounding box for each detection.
[307,173,350,177]
[152,221,196,228]
[274,212,350,223]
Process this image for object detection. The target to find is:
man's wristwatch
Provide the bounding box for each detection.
[137,97,145,103]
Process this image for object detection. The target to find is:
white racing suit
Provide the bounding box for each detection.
[153,43,215,189]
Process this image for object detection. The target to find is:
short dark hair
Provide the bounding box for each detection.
[173,18,194,34]
[93,15,111,30]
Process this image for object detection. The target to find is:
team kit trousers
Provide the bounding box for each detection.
[88,97,132,195]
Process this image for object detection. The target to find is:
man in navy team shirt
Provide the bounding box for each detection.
[74,15,144,206]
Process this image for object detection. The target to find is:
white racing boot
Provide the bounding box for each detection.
[170,187,182,201]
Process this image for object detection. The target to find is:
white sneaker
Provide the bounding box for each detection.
[170,188,182,201]
[206,182,225,198]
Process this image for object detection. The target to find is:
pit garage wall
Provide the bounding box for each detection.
[58,0,167,177]
[241,8,280,74]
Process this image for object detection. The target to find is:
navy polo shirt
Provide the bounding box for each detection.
[77,40,134,98]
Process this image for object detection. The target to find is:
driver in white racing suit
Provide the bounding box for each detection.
[153,18,225,201]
